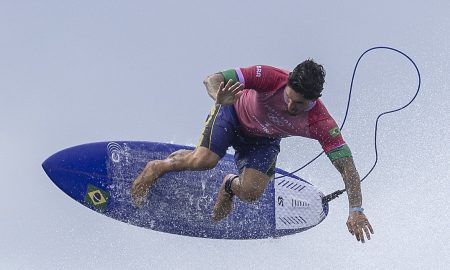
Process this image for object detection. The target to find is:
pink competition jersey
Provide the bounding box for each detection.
[230,65,346,154]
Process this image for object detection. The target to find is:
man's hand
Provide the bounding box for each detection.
[215,79,244,105]
[347,211,374,243]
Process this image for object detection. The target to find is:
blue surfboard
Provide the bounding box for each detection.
[42,141,329,239]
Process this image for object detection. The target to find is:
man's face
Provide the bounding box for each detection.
[284,85,316,115]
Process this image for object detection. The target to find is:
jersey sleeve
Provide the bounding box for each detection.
[309,117,353,162]
[221,65,288,92]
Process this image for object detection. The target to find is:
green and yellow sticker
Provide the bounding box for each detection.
[84,184,109,210]
[328,126,341,138]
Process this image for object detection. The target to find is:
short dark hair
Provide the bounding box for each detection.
[288,59,326,100]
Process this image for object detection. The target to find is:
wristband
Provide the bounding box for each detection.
[350,207,364,213]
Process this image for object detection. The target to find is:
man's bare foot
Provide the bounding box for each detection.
[212,174,237,222]
[131,161,161,208]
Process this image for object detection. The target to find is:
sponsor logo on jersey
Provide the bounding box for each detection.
[256,65,262,77]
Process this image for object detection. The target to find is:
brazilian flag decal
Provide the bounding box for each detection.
[329,127,341,138]
[84,184,109,210]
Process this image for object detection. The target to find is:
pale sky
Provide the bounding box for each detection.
[1,1,449,269]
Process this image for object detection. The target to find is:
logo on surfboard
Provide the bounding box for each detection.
[107,142,123,163]
[107,142,132,164]
[84,184,109,210]
[278,196,284,206]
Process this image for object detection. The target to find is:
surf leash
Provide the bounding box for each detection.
[274,46,422,204]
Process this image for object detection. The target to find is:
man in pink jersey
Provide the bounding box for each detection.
[132,60,374,243]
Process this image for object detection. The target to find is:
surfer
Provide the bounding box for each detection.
[132,60,374,243]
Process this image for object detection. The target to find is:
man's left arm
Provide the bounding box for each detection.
[332,156,374,243]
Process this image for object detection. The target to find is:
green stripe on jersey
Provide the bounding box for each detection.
[221,69,238,83]
[327,144,352,162]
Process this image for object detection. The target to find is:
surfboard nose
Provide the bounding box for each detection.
[41,142,112,206]
[42,146,76,181]
[42,152,60,183]
[41,142,111,188]
[42,158,50,173]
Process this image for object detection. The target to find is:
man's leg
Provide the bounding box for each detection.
[212,132,280,221]
[132,104,238,207]
[132,146,220,207]
[212,168,271,221]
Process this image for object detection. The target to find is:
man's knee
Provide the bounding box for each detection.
[189,147,220,170]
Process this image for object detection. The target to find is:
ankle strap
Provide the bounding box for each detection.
[225,175,239,196]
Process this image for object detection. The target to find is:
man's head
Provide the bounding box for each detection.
[285,59,326,115]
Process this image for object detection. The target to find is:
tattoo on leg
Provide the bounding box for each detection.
[168,155,178,170]
[165,149,194,171]
[167,150,190,170]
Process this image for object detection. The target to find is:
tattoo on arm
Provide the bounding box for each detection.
[332,157,363,208]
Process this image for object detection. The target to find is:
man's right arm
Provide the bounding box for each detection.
[203,73,224,101]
